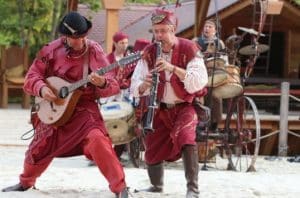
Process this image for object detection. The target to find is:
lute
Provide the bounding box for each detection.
[35,52,142,126]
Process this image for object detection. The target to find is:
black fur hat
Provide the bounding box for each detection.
[58,11,92,38]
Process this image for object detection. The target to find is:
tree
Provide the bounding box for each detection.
[0,0,175,59]
[0,0,67,58]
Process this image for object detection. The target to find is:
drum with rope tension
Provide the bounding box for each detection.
[212,65,243,99]
[100,101,136,145]
[205,57,227,87]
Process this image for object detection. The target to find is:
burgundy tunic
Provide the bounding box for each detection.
[142,38,204,164]
[106,52,135,89]
[23,37,120,164]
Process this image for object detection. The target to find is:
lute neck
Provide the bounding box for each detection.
[66,61,119,93]
[96,62,118,75]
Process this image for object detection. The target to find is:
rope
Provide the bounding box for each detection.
[232,128,300,145]
[251,130,280,141]
[289,94,300,103]
[288,130,300,138]
[251,129,300,141]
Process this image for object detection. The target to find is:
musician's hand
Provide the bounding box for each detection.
[41,86,57,102]
[139,73,152,94]
[155,58,175,72]
[89,72,106,88]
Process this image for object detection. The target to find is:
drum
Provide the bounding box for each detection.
[101,101,136,145]
[212,65,243,99]
[198,140,217,163]
[205,57,227,87]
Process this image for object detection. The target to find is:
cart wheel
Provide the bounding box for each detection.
[225,96,261,172]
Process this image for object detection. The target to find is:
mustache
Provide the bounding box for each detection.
[155,40,165,45]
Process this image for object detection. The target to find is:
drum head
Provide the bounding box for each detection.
[105,119,132,145]
[205,57,226,68]
[101,101,133,120]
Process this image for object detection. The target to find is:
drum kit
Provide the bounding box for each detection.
[205,26,269,99]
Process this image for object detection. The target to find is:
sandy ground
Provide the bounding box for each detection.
[1,105,300,197]
[1,145,300,198]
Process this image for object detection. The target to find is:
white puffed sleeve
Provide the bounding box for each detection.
[182,51,208,93]
[130,59,150,97]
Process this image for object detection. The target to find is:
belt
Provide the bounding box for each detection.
[160,102,187,109]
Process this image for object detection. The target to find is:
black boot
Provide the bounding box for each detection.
[115,187,128,198]
[182,145,199,198]
[114,144,126,160]
[87,160,96,166]
[2,183,30,192]
[146,162,164,192]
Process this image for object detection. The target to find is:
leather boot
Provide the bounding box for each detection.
[115,187,128,198]
[2,183,30,192]
[182,145,199,198]
[114,144,126,160]
[147,162,164,192]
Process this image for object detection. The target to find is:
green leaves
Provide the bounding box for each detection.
[0,0,67,58]
[0,0,176,59]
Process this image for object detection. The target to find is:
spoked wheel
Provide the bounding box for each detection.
[224,96,261,172]
[128,136,145,168]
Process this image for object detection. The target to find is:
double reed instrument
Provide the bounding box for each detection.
[143,41,162,134]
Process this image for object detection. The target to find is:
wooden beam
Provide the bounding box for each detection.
[68,0,78,11]
[266,0,283,15]
[285,30,292,78]
[194,0,210,38]
[104,9,120,53]
[261,123,278,155]
[101,0,125,52]
[216,0,252,20]
[102,0,124,9]
[245,77,300,86]
[282,1,300,19]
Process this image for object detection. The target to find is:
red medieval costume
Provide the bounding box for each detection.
[130,8,208,198]
[107,52,133,90]
[2,11,128,197]
[21,37,126,193]
[134,38,207,164]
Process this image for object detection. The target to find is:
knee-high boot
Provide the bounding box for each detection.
[146,162,164,192]
[182,145,199,198]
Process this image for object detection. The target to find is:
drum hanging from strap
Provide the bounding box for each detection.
[212,65,243,99]
[205,57,227,87]
[101,101,136,145]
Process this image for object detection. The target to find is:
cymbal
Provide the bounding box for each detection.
[238,27,265,37]
[239,44,269,55]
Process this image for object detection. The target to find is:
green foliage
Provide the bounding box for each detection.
[0,0,176,60]
[127,0,176,4]
[0,0,67,59]
[80,0,101,10]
